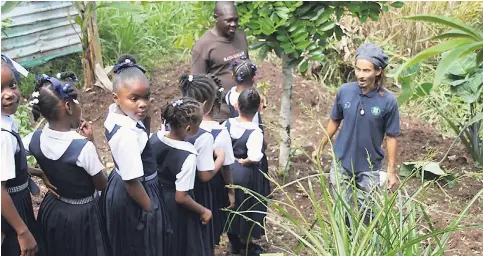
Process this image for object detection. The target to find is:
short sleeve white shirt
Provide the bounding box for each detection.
[23,127,104,177]
[200,120,235,166]
[104,103,148,180]
[193,121,216,172]
[1,115,20,181]
[223,118,264,162]
[155,131,198,191]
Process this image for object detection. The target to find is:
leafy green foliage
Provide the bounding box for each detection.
[172,2,214,50]
[237,1,397,73]
[396,15,483,166]
[16,104,33,138]
[16,54,83,98]
[228,148,482,255]
[98,2,213,69]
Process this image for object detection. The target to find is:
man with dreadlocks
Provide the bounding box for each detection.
[313,43,401,225]
[191,1,249,122]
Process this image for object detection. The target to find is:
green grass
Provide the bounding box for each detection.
[96,1,214,71]
[228,148,482,255]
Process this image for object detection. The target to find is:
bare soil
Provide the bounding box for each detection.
[31,61,483,255]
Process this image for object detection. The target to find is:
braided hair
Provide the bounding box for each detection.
[161,97,202,130]
[231,56,257,85]
[206,73,223,116]
[30,74,79,122]
[238,87,260,116]
[112,54,148,92]
[179,73,223,114]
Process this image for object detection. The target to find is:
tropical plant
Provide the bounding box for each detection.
[69,1,142,88]
[172,1,215,51]
[227,147,483,255]
[237,1,402,172]
[395,15,483,166]
[98,2,214,70]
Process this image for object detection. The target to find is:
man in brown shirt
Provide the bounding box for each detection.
[191,1,249,121]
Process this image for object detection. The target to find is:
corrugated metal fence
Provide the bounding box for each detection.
[1,1,82,68]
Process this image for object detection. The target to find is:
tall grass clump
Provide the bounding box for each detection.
[96,1,214,70]
[359,1,482,55]
[229,145,483,255]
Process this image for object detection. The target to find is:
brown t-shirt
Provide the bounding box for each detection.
[191,29,249,121]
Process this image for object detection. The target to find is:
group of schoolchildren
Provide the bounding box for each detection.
[1,53,270,256]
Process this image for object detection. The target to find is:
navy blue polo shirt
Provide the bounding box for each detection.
[330,82,400,173]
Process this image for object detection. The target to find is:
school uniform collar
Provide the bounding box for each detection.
[105,103,146,130]
[359,87,379,98]
[42,126,86,141]
[156,131,197,155]
[230,117,261,130]
[1,114,18,132]
[200,120,223,132]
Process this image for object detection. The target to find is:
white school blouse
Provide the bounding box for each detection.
[193,121,216,172]
[200,120,235,166]
[1,115,20,181]
[223,118,264,162]
[154,131,198,191]
[104,103,148,180]
[23,127,104,177]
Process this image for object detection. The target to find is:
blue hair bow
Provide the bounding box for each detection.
[36,74,71,100]
[113,61,147,74]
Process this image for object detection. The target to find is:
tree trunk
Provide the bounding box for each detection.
[87,3,102,68]
[82,1,101,89]
[279,54,293,172]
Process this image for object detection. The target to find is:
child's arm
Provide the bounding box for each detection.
[92,171,108,191]
[197,149,225,182]
[177,153,212,224]
[238,158,259,166]
[125,179,151,212]
[239,129,264,166]
[221,165,235,208]
[175,191,212,224]
[1,182,38,255]
[28,167,59,198]
[195,134,223,182]
[109,128,151,211]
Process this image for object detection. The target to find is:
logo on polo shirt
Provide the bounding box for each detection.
[344,102,351,109]
[371,106,381,116]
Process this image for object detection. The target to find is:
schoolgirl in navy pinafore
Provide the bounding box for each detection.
[226,89,270,199]
[149,131,207,256]
[224,119,265,240]
[185,127,216,254]
[102,104,171,256]
[200,120,236,246]
[28,129,107,256]
[1,126,38,256]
